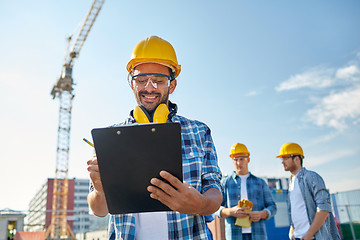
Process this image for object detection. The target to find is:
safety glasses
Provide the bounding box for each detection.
[128,73,171,89]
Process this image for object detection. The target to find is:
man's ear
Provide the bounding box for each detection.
[130,79,135,90]
[169,79,177,94]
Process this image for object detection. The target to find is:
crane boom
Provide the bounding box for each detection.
[66,0,105,66]
[51,0,105,99]
[46,1,104,239]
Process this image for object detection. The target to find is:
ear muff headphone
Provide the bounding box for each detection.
[133,103,170,123]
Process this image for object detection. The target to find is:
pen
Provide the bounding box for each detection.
[83,138,94,148]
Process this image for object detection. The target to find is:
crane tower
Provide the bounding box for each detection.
[45,1,105,239]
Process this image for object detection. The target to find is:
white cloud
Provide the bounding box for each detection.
[276,66,335,91]
[308,132,339,144]
[306,86,360,131]
[277,53,360,131]
[306,149,356,168]
[276,62,360,92]
[335,65,360,81]
[246,90,257,96]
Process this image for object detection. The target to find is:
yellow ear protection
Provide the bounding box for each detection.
[133,103,170,123]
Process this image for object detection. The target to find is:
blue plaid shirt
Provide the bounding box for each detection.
[101,104,222,240]
[215,172,277,240]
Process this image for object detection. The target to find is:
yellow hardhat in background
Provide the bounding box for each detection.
[276,142,304,158]
[127,36,181,78]
[230,143,250,158]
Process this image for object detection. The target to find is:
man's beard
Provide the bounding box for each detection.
[137,90,169,111]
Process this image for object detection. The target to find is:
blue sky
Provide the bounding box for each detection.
[1,1,360,211]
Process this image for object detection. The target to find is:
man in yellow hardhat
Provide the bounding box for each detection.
[87,36,222,239]
[277,142,340,240]
[215,143,277,240]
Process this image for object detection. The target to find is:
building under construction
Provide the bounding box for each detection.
[25,178,92,235]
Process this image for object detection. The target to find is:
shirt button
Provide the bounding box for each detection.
[190,152,194,157]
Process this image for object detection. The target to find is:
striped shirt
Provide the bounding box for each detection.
[289,168,341,240]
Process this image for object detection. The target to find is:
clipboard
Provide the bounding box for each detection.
[91,122,183,214]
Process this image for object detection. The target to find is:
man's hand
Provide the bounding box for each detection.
[289,225,295,240]
[147,170,221,215]
[227,206,250,218]
[87,155,104,193]
[301,209,329,240]
[87,154,108,217]
[301,233,315,240]
[248,211,267,222]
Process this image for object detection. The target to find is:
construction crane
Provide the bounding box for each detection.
[45,1,105,239]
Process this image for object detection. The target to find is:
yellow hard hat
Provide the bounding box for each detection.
[276,142,304,158]
[229,143,250,158]
[126,36,181,78]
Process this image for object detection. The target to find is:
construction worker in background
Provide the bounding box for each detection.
[215,143,277,240]
[87,36,222,240]
[277,142,341,240]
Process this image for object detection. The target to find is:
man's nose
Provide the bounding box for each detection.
[144,79,157,90]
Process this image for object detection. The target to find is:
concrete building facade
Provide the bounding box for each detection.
[0,208,26,240]
[73,178,91,234]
